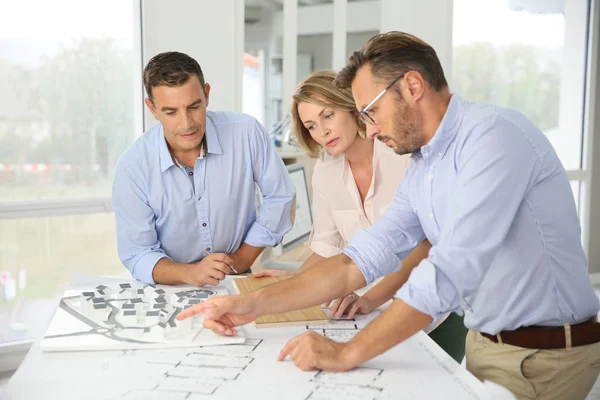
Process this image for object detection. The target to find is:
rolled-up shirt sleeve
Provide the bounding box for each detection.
[244,120,296,248]
[343,177,425,285]
[396,115,542,319]
[112,166,170,284]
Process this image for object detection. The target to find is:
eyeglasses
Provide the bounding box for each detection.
[358,73,405,125]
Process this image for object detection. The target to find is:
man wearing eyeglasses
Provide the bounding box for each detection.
[178,32,600,399]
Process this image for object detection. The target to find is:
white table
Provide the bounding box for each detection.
[3,276,485,400]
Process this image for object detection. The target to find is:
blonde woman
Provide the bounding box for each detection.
[254,70,467,362]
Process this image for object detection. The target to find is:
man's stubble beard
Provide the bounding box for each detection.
[388,97,423,155]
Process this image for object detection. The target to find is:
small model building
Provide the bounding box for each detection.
[75,283,216,342]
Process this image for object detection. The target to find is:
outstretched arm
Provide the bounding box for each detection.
[177,254,366,334]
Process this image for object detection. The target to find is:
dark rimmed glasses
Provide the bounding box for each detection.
[358,73,405,125]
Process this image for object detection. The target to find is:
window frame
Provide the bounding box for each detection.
[0,0,144,365]
[451,0,596,257]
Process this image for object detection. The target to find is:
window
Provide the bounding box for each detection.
[0,0,137,202]
[453,0,591,244]
[0,214,125,343]
[453,0,590,171]
[0,0,139,345]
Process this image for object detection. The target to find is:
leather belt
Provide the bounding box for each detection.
[480,317,600,349]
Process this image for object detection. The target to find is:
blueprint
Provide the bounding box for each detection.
[5,276,485,399]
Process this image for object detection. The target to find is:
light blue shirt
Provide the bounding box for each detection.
[344,94,599,334]
[112,110,296,284]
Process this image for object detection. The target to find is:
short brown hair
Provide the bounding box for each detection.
[143,51,206,100]
[335,31,447,91]
[291,70,365,158]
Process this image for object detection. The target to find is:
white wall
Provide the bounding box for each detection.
[379,0,453,86]
[282,0,298,113]
[298,34,333,72]
[243,64,265,125]
[273,0,380,36]
[297,31,379,72]
[141,0,244,129]
[246,7,275,51]
[271,0,453,93]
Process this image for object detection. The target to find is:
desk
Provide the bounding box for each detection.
[4,276,485,400]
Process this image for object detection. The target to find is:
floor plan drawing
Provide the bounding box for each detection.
[119,309,392,399]
[304,308,382,343]
[121,339,263,399]
[6,277,484,400]
[306,368,385,400]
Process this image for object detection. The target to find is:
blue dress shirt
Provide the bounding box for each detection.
[343,94,599,334]
[112,110,296,284]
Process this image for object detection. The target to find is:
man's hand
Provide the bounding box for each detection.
[327,293,376,319]
[188,253,235,286]
[277,331,356,372]
[176,294,257,335]
[249,269,295,278]
[227,243,265,274]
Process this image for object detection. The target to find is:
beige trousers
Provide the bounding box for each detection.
[465,330,600,399]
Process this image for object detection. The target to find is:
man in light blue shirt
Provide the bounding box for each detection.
[178,33,600,399]
[112,51,295,287]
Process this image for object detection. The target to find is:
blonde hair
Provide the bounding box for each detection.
[291,70,365,158]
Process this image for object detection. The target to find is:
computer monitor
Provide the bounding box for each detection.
[258,163,313,270]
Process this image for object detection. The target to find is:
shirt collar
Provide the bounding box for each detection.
[159,125,176,172]
[204,112,223,156]
[172,136,207,168]
[159,112,223,172]
[341,156,349,181]
[340,139,382,181]
[411,93,466,162]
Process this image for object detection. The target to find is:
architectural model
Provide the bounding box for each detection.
[41,281,245,351]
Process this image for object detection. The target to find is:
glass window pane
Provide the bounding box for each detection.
[243,52,266,126]
[0,213,127,344]
[0,0,136,202]
[452,0,589,170]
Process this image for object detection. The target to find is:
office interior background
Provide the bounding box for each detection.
[0,0,599,378]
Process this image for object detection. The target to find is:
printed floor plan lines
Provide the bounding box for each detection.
[307,385,383,400]
[311,368,384,386]
[305,368,385,400]
[11,278,483,399]
[121,340,263,398]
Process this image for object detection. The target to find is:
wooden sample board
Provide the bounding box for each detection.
[232,276,329,328]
